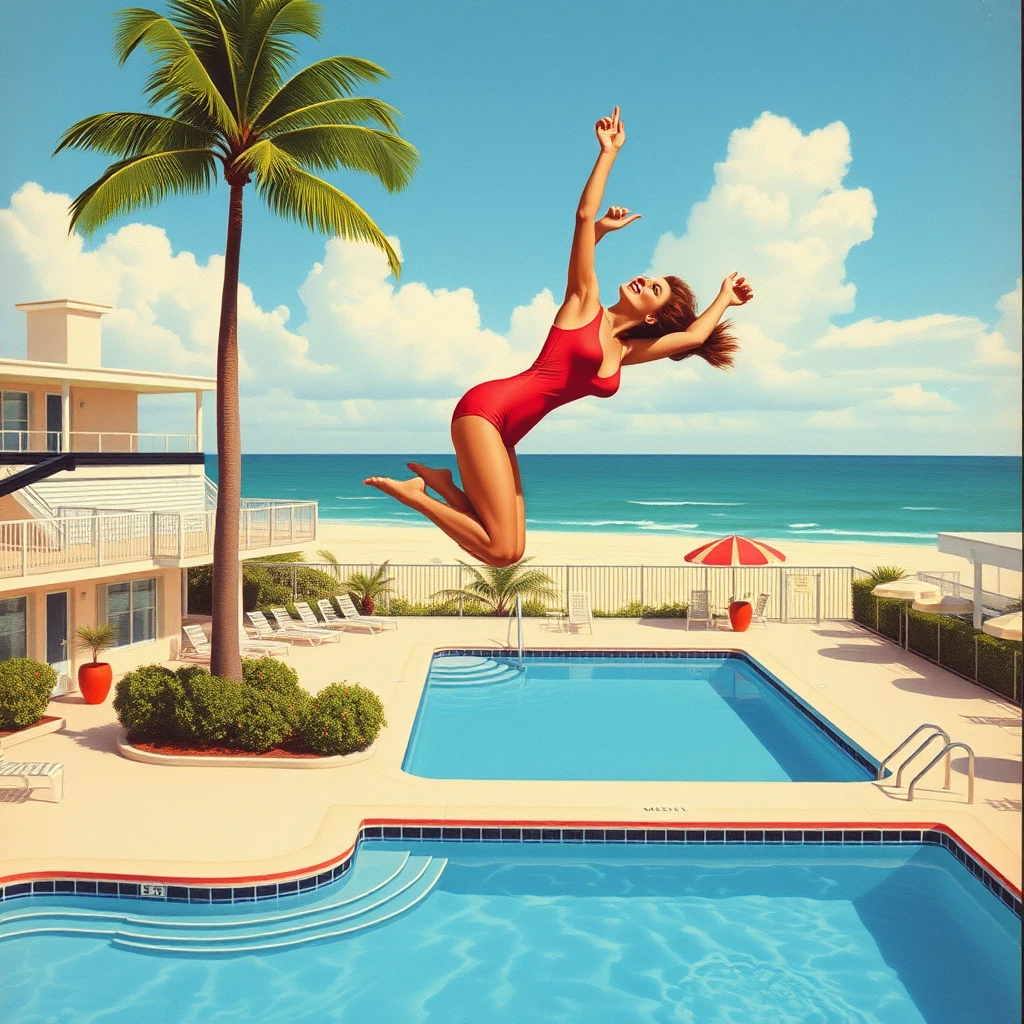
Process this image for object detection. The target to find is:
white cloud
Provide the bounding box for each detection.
[872,384,960,415]
[813,313,988,350]
[807,407,874,430]
[974,278,1022,369]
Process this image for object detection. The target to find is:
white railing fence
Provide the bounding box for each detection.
[0,500,316,577]
[268,562,869,621]
[0,430,197,454]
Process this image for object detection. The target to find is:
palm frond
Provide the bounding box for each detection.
[261,97,401,136]
[240,0,323,118]
[54,112,217,158]
[112,7,239,135]
[68,148,219,235]
[170,0,244,123]
[252,56,389,129]
[270,124,418,191]
[256,166,402,277]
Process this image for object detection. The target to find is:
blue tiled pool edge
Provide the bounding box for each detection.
[2,823,1019,919]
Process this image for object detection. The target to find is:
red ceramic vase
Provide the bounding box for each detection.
[728,601,753,632]
[78,662,113,704]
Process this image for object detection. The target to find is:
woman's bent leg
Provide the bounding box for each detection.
[364,417,520,566]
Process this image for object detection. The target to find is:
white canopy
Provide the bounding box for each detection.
[981,611,1022,642]
[937,532,1023,627]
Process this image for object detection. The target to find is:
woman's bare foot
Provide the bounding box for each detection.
[363,475,427,507]
[407,462,475,514]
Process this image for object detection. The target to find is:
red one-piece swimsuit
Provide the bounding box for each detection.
[451,306,620,447]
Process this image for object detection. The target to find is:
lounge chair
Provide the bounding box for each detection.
[269,607,340,643]
[751,593,770,629]
[248,610,325,646]
[294,600,348,631]
[567,591,593,634]
[182,623,289,660]
[335,594,399,632]
[687,590,714,630]
[0,745,66,802]
[316,598,375,633]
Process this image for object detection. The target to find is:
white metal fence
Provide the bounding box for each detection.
[0,500,317,577]
[272,562,870,621]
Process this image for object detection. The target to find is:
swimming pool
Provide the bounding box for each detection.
[2,839,1019,1023]
[402,651,873,781]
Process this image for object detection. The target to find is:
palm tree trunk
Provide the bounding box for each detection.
[210,181,245,682]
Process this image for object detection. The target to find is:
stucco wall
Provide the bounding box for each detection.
[70,387,138,448]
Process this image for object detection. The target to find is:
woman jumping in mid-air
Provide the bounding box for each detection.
[365,106,754,566]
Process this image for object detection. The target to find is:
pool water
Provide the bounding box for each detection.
[1,843,1019,1023]
[403,653,872,781]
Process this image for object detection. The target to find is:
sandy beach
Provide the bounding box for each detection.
[302,522,1020,595]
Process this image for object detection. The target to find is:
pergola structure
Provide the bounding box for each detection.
[936,532,1023,628]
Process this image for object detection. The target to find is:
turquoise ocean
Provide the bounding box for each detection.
[207,455,1021,546]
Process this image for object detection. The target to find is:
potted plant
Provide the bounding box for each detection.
[76,624,117,704]
[728,593,753,632]
[340,561,396,615]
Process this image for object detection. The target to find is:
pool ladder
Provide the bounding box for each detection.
[877,724,975,803]
[505,594,525,669]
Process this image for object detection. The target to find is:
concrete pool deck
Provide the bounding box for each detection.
[2,618,1020,892]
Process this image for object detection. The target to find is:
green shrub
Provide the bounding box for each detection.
[387,597,489,616]
[595,601,689,619]
[867,565,909,585]
[242,658,308,731]
[113,665,183,740]
[233,689,291,752]
[0,658,57,730]
[302,683,386,755]
[174,669,245,746]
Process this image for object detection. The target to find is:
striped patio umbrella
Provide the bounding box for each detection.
[684,535,786,566]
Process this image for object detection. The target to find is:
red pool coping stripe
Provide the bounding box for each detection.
[2,819,1019,900]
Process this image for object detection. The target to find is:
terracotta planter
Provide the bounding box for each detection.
[728,601,753,632]
[78,662,113,704]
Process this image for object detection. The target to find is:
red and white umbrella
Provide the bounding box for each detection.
[684,535,786,566]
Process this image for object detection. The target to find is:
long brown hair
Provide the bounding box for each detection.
[620,276,738,369]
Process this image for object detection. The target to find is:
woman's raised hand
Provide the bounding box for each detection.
[596,206,641,233]
[596,106,626,153]
[720,272,754,307]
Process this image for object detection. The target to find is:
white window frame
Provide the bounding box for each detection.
[103,577,160,648]
[1,389,29,452]
[0,595,28,660]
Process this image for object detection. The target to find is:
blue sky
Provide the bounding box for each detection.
[0,0,1020,454]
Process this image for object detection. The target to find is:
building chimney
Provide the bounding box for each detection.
[14,299,113,367]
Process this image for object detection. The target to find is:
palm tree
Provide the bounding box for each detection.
[56,0,417,681]
[432,559,559,617]
[340,561,394,615]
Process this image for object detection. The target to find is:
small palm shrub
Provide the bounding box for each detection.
[340,562,395,615]
[867,566,909,585]
[302,683,386,756]
[432,559,559,616]
[76,623,117,664]
[0,658,57,730]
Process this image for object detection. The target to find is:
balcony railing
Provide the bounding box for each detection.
[0,430,198,454]
[0,500,316,578]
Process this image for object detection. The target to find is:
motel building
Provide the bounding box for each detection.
[0,299,317,692]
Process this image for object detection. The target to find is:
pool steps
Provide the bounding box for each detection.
[429,656,523,686]
[0,849,446,954]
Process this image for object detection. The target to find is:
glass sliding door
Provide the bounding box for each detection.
[46,591,71,696]
[0,596,27,660]
[104,578,158,646]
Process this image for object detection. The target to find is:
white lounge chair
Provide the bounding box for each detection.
[248,610,324,646]
[687,590,714,630]
[751,593,770,629]
[294,600,348,631]
[317,598,372,633]
[182,623,288,660]
[336,594,399,632]
[567,592,593,634]
[0,745,66,802]
[269,607,340,643]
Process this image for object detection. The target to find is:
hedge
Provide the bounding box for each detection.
[113,660,389,754]
[0,658,57,730]
[852,579,1020,701]
[188,558,342,615]
[595,601,690,619]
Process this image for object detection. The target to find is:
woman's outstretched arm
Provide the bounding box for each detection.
[563,107,627,305]
[622,273,754,365]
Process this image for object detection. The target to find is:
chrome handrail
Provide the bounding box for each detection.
[894,732,952,789]
[907,742,975,804]
[877,723,950,781]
